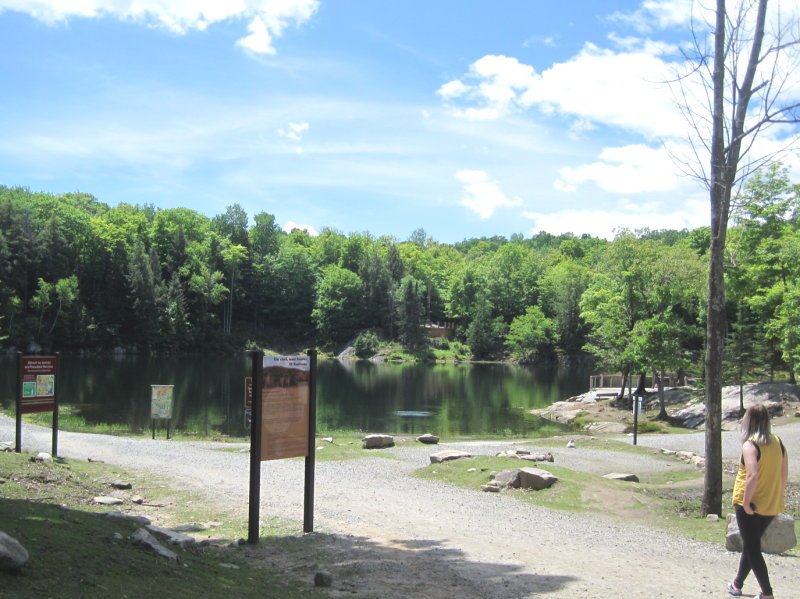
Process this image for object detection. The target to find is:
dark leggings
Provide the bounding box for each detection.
[734,505,774,596]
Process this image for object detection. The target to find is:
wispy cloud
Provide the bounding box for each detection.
[0,0,319,55]
[277,121,310,142]
[455,170,522,219]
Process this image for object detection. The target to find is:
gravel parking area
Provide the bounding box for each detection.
[2,415,798,599]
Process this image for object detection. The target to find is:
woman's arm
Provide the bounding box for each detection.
[742,441,759,514]
[782,447,789,493]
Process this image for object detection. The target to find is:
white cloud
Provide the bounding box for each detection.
[455,170,522,219]
[438,45,684,139]
[282,220,318,236]
[556,144,680,194]
[0,0,319,55]
[607,0,694,33]
[523,197,707,240]
[277,121,310,142]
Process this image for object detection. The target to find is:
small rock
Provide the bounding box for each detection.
[429,450,473,464]
[416,434,440,445]
[93,496,124,506]
[130,528,178,562]
[173,523,209,533]
[0,441,13,452]
[132,496,145,504]
[316,446,324,450]
[706,514,720,521]
[362,434,394,449]
[482,482,502,492]
[33,452,52,462]
[467,468,477,473]
[219,563,240,569]
[314,571,333,587]
[660,448,677,455]
[113,532,123,540]
[566,439,576,449]
[322,437,334,443]
[104,511,151,526]
[146,525,196,548]
[110,480,133,490]
[603,473,640,483]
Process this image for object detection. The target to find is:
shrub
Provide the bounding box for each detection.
[353,331,380,359]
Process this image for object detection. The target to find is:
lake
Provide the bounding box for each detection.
[0,354,591,437]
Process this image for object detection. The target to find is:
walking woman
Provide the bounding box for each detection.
[727,404,789,599]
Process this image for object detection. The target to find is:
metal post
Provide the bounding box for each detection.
[15,352,22,453]
[303,349,317,533]
[248,350,263,544]
[52,352,59,457]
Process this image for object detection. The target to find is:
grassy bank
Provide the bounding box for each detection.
[0,452,328,599]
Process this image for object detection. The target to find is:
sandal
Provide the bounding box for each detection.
[727,582,742,596]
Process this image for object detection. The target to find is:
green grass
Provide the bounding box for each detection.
[0,452,328,599]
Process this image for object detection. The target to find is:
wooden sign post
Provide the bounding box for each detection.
[248,349,317,544]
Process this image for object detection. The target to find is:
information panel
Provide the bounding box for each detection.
[19,355,58,414]
[260,355,310,461]
[150,385,174,419]
[244,376,253,429]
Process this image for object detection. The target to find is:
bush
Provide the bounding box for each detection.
[353,331,380,359]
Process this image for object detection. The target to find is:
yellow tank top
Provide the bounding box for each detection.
[731,434,785,516]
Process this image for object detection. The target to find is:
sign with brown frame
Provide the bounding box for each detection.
[16,352,60,455]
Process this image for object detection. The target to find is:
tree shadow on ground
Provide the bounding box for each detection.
[245,531,577,599]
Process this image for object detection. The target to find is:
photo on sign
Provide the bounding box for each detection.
[22,381,36,397]
[36,375,55,397]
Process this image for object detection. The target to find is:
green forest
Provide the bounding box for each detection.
[1,163,798,384]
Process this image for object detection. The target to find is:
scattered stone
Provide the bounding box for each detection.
[173,523,209,533]
[0,532,29,573]
[518,452,554,463]
[93,496,124,506]
[130,528,178,562]
[314,571,333,587]
[482,482,502,492]
[321,437,334,443]
[146,525,197,548]
[583,422,628,434]
[33,452,52,462]
[496,449,530,458]
[726,513,796,554]
[104,511,151,526]
[706,514,720,522]
[429,450,473,464]
[316,446,324,450]
[87,458,104,463]
[467,468,476,473]
[416,434,440,445]
[113,532,123,540]
[676,451,695,461]
[0,441,13,452]
[110,480,133,490]
[603,473,640,483]
[690,456,706,468]
[795,411,800,418]
[219,563,240,570]
[131,495,145,504]
[566,439,576,449]
[362,434,394,449]
[660,448,676,455]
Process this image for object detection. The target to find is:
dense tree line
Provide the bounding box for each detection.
[1,166,798,385]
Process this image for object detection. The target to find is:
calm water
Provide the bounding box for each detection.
[0,354,590,437]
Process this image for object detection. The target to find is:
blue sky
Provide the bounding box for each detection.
[1,1,799,242]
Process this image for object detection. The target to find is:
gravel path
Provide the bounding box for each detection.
[2,415,798,599]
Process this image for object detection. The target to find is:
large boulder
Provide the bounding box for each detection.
[362,434,394,449]
[725,513,797,554]
[490,468,558,490]
[0,532,29,572]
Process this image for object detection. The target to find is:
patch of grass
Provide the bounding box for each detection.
[0,452,327,599]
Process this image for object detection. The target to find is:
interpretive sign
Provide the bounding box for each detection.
[16,353,60,455]
[248,350,317,543]
[150,385,174,419]
[19,355,57,413]
[259,355,310,461]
